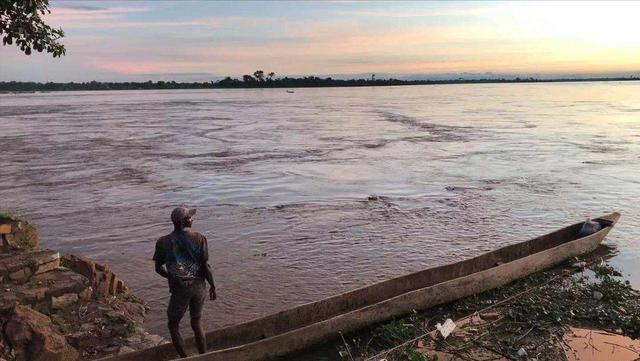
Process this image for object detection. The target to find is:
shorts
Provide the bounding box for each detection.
[167,280,206,324]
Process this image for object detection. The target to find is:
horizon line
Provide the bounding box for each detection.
[2,74,640,83]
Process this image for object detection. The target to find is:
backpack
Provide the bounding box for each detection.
[167,233,202,288]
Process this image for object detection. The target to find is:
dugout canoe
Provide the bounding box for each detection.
[101,212,620,361]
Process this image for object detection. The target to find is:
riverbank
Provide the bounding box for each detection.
[331,246,640,361]
[0,214,167,361]
[1,213,634,361]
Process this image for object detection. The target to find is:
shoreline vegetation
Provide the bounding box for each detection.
[312,247,640,361]
[1,72,640,92]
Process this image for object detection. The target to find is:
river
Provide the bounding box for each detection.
[1,82,639,337]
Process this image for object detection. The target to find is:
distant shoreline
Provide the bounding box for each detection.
[1,76,639,93]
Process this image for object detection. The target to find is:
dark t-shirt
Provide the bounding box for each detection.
[153,230,208,292]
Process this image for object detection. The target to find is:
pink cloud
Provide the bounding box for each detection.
[62,20,218,30]
[46,6,271,30]
[47,6,147,22]
[46,6,226,30]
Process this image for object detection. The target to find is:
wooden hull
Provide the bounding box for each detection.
[102,212,620,361]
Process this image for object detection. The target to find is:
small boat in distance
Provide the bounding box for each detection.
[286,90,295,93]
[101,212,620,361]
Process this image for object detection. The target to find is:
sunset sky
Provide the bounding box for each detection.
[2,1,640,82]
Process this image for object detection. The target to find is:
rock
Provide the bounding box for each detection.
[118,346,136,355]
[61,254,127,297]
[0,224,11,234]
[3,305,79,361]
[78,286,93,301]
[50,293,79,310]
[0,290,20,310]
[8,267,32,284]
[111,323,134,338]
[125,334,142,344]
[96,303,112,313]
[593,291,604,300]
[2,233,15,249]
[95,271,112,296]
[116,279,127,294]
[61,254,95,280]
[143,333,167,346]
[19,288,47,302]
[105,310,126,320]
[0,218,148,361]
[30,269,89,299]
[0,269,89,312]
[121,301,146,319]
[79,323,95,333]
[0,250,59,280]
[35,259,60,275]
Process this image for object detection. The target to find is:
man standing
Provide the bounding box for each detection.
[153,206,216,357]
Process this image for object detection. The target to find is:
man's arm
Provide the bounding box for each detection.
[155,260,169,279]
[202,263,215,288]
[153,239,168,278]
[201,236,217,300]
[202,263,216,300]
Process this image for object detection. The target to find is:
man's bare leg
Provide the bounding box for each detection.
[169,320,188,358]
[191,317,206,354]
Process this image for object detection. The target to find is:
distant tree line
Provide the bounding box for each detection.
[0,80,216,92]
[1,71,639,92]
[216,71,412,88]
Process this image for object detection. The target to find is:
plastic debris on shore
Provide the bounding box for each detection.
[578,218,602,237]
[435,318,456,339]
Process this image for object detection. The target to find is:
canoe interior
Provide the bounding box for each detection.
[105,213,619,361]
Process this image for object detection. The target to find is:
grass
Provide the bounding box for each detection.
[0,210,19,222]
[335,252,640,361]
